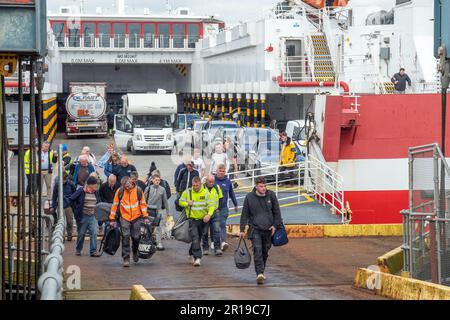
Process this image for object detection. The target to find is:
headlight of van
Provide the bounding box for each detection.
[166,133,172,140]
[135,134,142,141]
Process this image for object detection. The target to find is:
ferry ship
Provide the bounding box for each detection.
[15,0,447,224]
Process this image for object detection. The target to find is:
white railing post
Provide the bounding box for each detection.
[275,164,279,198]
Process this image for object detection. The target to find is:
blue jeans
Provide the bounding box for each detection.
[76,215,98,254]
[219,207,229,244]
[202,212,220,250]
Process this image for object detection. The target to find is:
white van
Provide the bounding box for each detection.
[114,91,177,154]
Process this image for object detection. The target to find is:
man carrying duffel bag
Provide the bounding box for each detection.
[178,176,216,267]
[239,176,284,285]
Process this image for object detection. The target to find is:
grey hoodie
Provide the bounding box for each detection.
[144,184,169,211]
[240,188,283,233]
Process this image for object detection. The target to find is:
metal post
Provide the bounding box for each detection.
[207,93,212,120]
[237,94,242,126]
[261,94,266,128]
[202,93,206,118]
[253,94,259,128]
[246,94,251,127]
[228,93,233,120]
[221,94,226,120]
[214,94,219,117]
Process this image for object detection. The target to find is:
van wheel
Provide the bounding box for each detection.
[131,145,137,155]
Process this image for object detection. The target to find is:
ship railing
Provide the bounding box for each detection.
[402,143,450,286]
[281,55,314,82]
[304,154,347,223]
[61,34,197,50]
[229,158,347,224]
[37,145,66,300]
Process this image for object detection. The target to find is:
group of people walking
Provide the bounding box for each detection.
[24,137,285,284]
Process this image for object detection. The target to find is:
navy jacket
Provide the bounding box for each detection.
[391,73,411,91]
[72,163,95,185]
[174,163,186,185]
[176,168,200,193]
[113,164,137,184]
[51,177,77,210]
[69,188,100,222]
[215,176,238,209]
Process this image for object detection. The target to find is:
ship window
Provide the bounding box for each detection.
[158,23,170,48]
[98,23,110,48]
[173,23,185,48]
[143,24,155,48]
[52,22,65,47]
[83,23,95,48]
[187,24,199,48]
[129,23,140,48]
[114,23,126,48]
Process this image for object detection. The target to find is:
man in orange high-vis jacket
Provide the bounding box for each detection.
[110,176,148,267]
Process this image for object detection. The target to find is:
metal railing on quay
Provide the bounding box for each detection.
[228,156,347,223]
[37,144,66,300]
[402,143,450,286]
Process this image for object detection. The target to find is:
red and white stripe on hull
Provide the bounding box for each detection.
[320,93,450,225]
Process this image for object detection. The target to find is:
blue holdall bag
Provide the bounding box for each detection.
[272,225,289,246]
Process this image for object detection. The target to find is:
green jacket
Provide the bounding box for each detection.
[179,185,216,220]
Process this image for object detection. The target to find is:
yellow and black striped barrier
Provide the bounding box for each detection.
[43,97,57,144]
[175,64,187,76]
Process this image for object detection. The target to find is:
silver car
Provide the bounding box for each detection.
[201,120,239,155]
[235,127,279,170]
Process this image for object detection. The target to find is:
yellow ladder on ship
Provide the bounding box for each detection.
[310,33,335,82]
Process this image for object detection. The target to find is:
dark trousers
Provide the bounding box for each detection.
[250,229,273,275]
[120,217,143,259]
[26,174,40,195]
[189,219,208,259]
[202,212,220,250]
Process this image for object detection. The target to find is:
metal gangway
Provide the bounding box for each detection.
[229,156,348,224]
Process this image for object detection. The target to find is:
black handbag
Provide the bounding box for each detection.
[137,224,157,259]
[234,238,251,269]
[172,209,192,243]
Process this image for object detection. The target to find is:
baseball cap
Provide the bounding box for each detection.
[86,176,98,186]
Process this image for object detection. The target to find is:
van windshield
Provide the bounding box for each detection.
[134,115,172,129]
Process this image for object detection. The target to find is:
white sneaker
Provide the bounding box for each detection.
[221,242,229,252]
[210,242,214,250]
[189,256,195,264]
[256,274,265,285]
[193,258,201,267]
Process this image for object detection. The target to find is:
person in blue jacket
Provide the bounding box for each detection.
[72,155,95,188]
[69,176,102,257]
[51,170,77,241]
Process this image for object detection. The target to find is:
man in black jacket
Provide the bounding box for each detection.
[240,177,283,285]
[99,174,120,204]
[176,161,200,193]
[391,68,411,94]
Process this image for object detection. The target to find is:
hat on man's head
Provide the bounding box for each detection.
[86,176,98,186]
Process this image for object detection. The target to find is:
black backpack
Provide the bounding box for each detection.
[99,224,121,256]
[137,224,157,259]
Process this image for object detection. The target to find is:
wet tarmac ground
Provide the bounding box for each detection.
[63,236,401,300]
